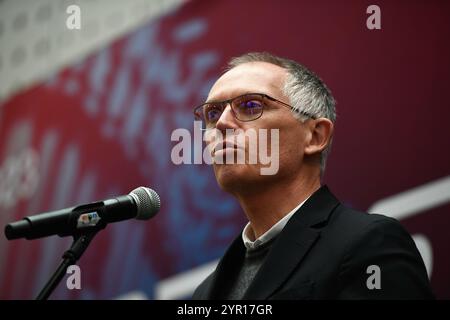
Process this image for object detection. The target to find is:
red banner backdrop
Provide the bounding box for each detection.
[0,0,449,299]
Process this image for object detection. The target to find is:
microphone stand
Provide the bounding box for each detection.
[36,229,100,300]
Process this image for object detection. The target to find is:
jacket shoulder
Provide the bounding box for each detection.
[326,204,406,243]
[327,205,433,299]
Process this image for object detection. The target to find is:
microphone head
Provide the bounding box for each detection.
[129,187,161,220]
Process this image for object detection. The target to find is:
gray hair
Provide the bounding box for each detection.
[226,52,336,175]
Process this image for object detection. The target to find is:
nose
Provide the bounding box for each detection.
[215,103,238,131]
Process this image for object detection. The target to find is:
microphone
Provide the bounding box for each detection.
[4,187,161,240]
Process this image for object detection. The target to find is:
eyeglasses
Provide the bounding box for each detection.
[193,93,316,129]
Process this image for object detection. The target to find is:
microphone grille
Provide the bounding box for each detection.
[130,187,161,220]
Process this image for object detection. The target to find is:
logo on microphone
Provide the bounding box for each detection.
[77,212,101,228]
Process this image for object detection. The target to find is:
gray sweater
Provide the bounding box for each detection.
[226,238,276,300]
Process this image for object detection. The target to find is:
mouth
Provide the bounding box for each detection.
[211,141,241,156]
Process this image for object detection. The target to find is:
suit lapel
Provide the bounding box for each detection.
[203,185,340,300]
[243,225,320,299]
[243,185,340,299]
[204,236,246,299]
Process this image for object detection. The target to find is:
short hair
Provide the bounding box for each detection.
[226,52,336,175]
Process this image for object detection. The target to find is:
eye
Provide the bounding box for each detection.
[237,99,263,115]
[204,104,222,122]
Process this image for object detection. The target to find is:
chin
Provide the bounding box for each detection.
[213,163,264,193]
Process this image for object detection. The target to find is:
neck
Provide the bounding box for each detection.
[235,171,321,239]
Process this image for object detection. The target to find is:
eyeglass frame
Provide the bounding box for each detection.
[193,92,316,128]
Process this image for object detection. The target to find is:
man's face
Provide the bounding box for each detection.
[205,62,309,194]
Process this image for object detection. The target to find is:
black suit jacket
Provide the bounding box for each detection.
[192,185,434,299]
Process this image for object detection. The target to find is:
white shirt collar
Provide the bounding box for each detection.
[242,197,309,250]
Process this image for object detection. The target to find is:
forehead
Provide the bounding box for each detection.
[207,62,288,101]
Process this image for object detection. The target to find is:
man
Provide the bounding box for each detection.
[192,52,434,299]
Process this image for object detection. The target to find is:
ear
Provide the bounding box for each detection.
[304,118,334,156]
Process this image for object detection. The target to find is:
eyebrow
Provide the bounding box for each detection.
[205,91,268,104]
